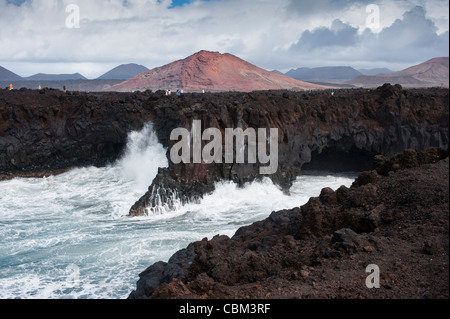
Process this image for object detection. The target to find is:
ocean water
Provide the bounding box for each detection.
[0,123,357,299]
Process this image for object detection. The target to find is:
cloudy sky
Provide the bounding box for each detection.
[0,0,448,78]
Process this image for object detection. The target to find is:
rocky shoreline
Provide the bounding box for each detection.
[0,86,448,299]
[129,147,449,299]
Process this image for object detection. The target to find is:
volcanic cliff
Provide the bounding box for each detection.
[111,50,327,92]
[128,84,449,216]
[0,85,448,207]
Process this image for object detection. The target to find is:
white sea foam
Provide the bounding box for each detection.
[0,123,357,299]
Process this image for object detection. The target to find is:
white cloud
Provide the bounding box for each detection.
[278,4,449,71]
[0,0,448,78]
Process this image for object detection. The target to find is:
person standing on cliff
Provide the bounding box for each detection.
[9,84,13,90]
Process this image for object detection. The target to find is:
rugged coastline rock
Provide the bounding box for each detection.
[129,147,449,299]
[1,85,448,216]
[0,88,154,179]
[129,84,449,216]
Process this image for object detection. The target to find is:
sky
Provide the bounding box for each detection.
[0,0,448,79]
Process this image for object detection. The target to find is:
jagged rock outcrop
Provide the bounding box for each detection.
[129,147,449,299]
[128,84,449,216]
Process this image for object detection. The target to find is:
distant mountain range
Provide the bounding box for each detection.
[111,50,327,92]
[358,68,394,76]
[0,63,149,82]
[273,67,394,81]
[0,63,150,91]
[1,56,448,91]
[272,58,448,88]
[97,63,149,80]
[285,66,363,81]
[347,57,449,88]
[24,73,87,81]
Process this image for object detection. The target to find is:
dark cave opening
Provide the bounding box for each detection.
[301,146,377,173]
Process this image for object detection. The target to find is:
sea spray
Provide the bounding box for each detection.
[117,123,168,192]
[0,124,357,299]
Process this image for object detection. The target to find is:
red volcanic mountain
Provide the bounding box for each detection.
[111,51,327,92]
[348,57,449,88]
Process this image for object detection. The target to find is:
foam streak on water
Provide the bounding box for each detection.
[0,123,356,299]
